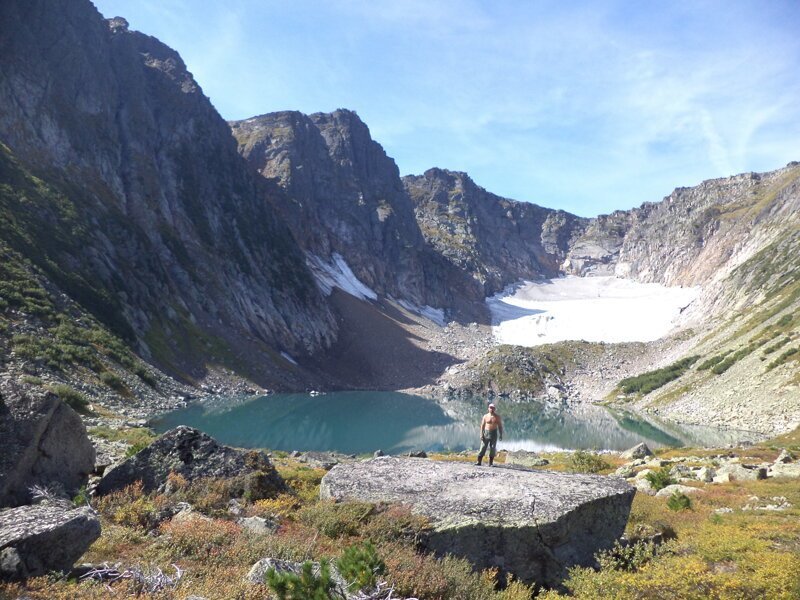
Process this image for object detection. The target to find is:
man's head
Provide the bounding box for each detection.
[488,403,496,412]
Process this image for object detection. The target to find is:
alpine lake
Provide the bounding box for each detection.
[149,391,757,455]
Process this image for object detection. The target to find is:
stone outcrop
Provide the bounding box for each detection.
[95,426,286,497]
[505,450,550,468]
[620,442,653,460]
[0,0,336,386]
[231,111,483,318]
[404,168,586,296]
[0,504,100,578]
[0,383,94,507]
[320,457,634,586]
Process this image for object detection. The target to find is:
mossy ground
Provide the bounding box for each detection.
[3,445,797,599]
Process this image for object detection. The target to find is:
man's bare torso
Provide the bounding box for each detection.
[482,413,501,430]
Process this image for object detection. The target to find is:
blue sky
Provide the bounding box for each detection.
[92,0,800,217]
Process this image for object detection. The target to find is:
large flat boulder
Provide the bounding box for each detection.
[321,457,634,587]
[0,503,100,578]
[95,426,286,498]
[0,382,95,507]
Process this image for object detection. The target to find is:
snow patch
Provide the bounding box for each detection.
[280,352,298,366]
[488,276,699,347]
[397,299,447,326]
[307,253,378,301]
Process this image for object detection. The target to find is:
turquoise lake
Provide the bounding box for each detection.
[149,391,755,455]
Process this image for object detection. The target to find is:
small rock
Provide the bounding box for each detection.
[373,449,384,458]
[696,467,716,483]
[237,516,279,536]
[632,478,656,496]
[768,462,800,478]
[714,463,766,482]
[505,450,550,468]
[614,465,635,478]
[227,499,243,517]
[714,507,734,514]
[775,449,795,464]
[743,496,792,512]
[620,443,653,460]
[407,451,428,459]
[654,484,705,498]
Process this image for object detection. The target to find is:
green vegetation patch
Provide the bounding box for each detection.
[617,355,700,395]
[766,347,799,371]
[48,383,89,412]
[89,426,157,449]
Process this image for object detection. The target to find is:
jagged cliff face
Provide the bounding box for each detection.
[0,1,336,379]
[566,165,800,290]
[404,168,587,296]
[231,110,484,315]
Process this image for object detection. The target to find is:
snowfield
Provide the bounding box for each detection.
[488,276,699,347]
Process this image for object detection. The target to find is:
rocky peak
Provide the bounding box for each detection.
[404,168,587,296]
[106,17,129,34]
[231,109,482,314]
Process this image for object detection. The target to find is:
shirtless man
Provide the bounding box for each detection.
[476,403,503,466]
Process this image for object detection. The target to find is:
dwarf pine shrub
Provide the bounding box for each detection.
[618,356,700,394]
[266,560,335,600]
[644,467,675,491]
[667,492,692,511]
[336,541,385,592]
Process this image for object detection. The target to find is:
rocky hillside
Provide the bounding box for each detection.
[0,0,336,386]
[568,164,800,289]
[231,111,484,319]
[404,169,587,296]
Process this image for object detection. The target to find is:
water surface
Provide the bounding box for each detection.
[150,391,755,455]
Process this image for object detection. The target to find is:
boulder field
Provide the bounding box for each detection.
[320,457,634,587]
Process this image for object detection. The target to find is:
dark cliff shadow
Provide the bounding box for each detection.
[305,289,460,390]
[487,298,545,323]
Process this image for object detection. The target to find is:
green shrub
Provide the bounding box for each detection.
[596,539,660,572]
[49,384,89,412]
[697,351,731,370]
[72,486,90,507]
[767,347,799,371]
[336,541,385,592]
[125,442,149,457]
[133,364,157,387]
[266,560,335,600]
[99,370,127,393]
[568,450,611,474]
[763,337,791,355]
[776,313,793,328]
[298,501,374,538]
[618,356,700,394]
[667,492,692,511]
[21,375,43,385]
[644,467,675,491]
[710,343,759,375]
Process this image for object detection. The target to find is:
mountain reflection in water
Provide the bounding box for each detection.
[149,392,756,455]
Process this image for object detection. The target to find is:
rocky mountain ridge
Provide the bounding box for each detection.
[230,110,485,320]
[0,0,335,385]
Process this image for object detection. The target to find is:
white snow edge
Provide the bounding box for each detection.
[306,253,378,301]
